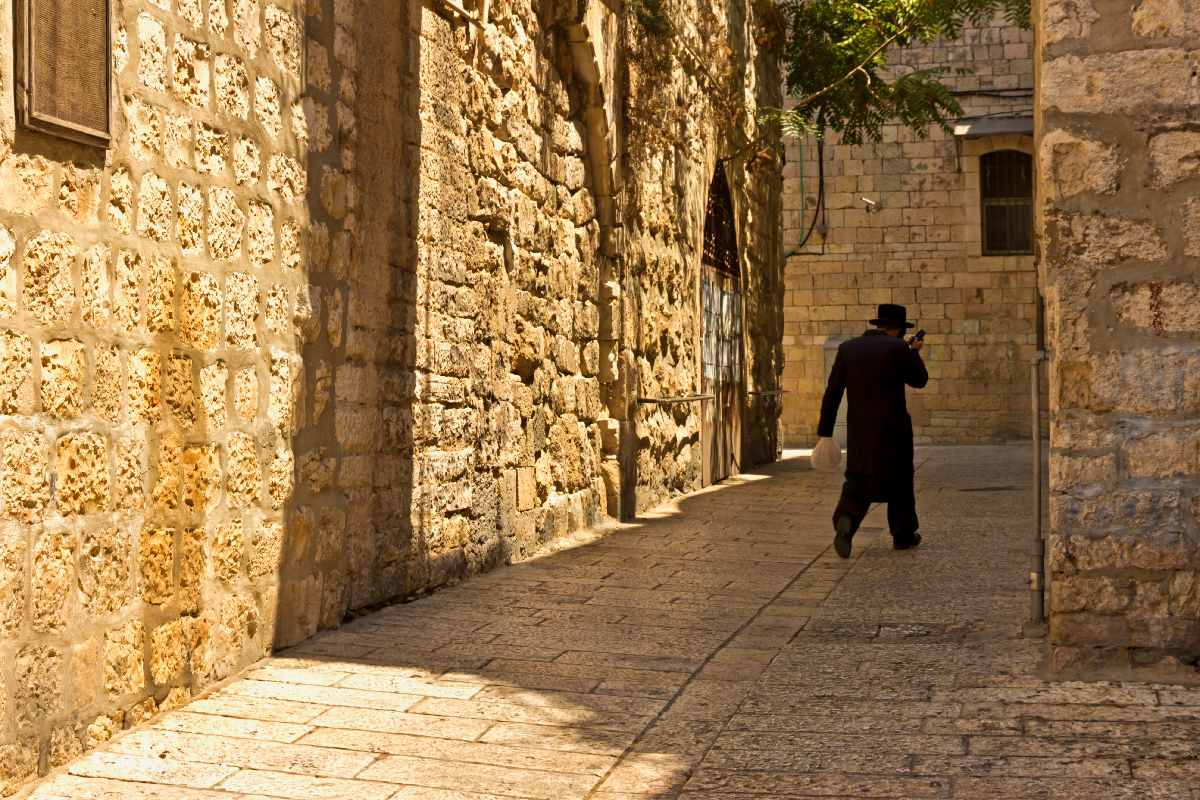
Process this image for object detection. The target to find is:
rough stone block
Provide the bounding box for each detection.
[1040,129,1120,200]
[23,230,75,324]
[174,36,211,109]
[215,53,250,118]
[146,255,177,332]
[153,433,181,510]
[227,432,261,508]
[40,339,85,417]
[79,527,130,616]
[16,645,62,727]
[138,525,174,604]
[136,172,172,241]
[81,243,111,327]
[56,432,110,515]
[181,272,221,350]
[255,76,281,137]
[212,520,244,584]
[0,331,32,414]
[226,272,260,349]
[94,345,123,423]
[151,620,185,684]
[116,438,145,511]
[31,527,74,633]
[0,534,24,635]
[200,361,228,427]
[250,521,283,577]
[3,430,50,522]
[182,444,220,514]
[209,187,244,259]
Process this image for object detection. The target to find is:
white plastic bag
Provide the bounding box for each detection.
[811,436,843,472]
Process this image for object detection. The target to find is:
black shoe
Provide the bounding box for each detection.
[893,532,922,550]
[833,515,853,559]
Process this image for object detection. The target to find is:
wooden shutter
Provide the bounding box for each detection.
[16,0,113,146]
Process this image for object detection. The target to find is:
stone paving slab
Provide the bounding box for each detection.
[23,447,1200,800]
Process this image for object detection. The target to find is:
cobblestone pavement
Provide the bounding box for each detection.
[24,446,1200,800]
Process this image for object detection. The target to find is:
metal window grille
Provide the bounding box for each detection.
[16,0,113,146]
[981,150,1033,255]
[702,169,739,276]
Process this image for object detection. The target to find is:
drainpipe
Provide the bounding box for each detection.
[1027,295,1048,635]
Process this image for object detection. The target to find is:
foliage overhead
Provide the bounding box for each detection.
[766,0,1031,147]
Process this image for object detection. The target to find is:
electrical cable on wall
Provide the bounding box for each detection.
[786,139,825,257]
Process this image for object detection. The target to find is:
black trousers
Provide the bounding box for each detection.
[832,473,919,542]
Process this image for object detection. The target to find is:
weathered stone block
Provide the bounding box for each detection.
[173,36,211,109]
[136,172,172,241]
[116,438,145,511]
[250,521,283,577]
[151,620,185,684]
[0,534,24,635]
[181,272,221,349]
[23,230,75,324]
[1040,129,1120,201]
[1149,131,1200,186]
[40,340,85,417]
[79,527,130,616]
[182,444,220,514]
[130,350,164,424]
[153,433,181,510]
[3,430,50,522]
[16,645,62,727]
[138,525,174,604]
[1050,612,1132,648]
[56,432,110,515]
[94,346,123,423]
[1052,575,1167,615]
[146,255,177,332]
[200,361,228,427]
[226,272,260,349]
[227,432,261,508]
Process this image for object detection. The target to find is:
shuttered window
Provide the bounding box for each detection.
[17,0,112,146]
[980,150,1033,256]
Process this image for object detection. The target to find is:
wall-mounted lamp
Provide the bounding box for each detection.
[862,197,882,213]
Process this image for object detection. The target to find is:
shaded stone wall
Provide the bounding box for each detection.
[0,0,309,785]
[1039,0,1200,673]
[622,1,784,513]
[780,19,1040,446]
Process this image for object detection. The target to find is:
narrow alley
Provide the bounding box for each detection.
[24,447,1200,800]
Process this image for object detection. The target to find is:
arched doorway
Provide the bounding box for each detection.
[701,169,744,485]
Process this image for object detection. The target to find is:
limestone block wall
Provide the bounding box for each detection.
[0,0,781,786]
[1039,0,1200,672]
[780,19,1041,445]
[622,0,784,514]
[0,0,309,786]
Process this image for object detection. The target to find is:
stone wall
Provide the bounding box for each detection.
[622,6,784,513]
[0,0,308,785]
[1039,0,1200,673]
[0,0,781,787]
[780,19,1041,446]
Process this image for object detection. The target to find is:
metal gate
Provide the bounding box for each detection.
[701,170,743,486]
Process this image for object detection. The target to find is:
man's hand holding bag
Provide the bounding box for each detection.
[811,436,842,472]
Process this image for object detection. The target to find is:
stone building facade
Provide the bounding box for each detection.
[780,19,1041,445]
[0,0,783,788]
[1038,0,1200,674]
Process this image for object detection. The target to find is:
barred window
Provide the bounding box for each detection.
[981,150,1033,256]
[16,0,113,146]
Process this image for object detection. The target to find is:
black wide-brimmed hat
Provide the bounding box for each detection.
[870,303,915,329]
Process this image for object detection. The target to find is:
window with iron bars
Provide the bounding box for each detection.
[981,150,1033,256]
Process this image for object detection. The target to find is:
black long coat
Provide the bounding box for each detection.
[817,330,928,500]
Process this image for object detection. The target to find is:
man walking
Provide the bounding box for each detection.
[818,304,928,558]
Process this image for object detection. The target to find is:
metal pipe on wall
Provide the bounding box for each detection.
[1027,294,1048,634]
